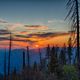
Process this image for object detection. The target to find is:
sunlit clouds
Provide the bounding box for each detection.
[0,31,70,49]
[0,18,71,49]
[24,25,48,30]
[0,1,71,49]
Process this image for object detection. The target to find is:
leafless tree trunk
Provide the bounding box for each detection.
[4,49,6,80]
[8,32,12,80]
[23,50,25,69]
[39,48,42,70]
[66,0,80,79]
[75,0,80,79]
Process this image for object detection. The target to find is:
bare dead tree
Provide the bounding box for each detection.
[4,49,6,80]
[8,32,12,80]
[66,0,80,79]
[39,48,42,66]
[23,50,26,69]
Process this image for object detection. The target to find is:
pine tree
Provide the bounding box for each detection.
[33,62,38,71]
[49,46,64,80]
[26,46,30,68]
[46,45,50,59]
[68,37,72,64]
[39,48,42,70]
[59,48,66,65]
[55,46,60,61]
[48,46,58,73]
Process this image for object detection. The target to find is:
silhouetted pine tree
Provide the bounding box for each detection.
[41,58,46,71]
[22,50,25,69]
[4,49,6,80]
[49,46,64,80]
[39,48,42,70]
[59,48,66,65]
[46,45,50,59]
[33,62,38,71]
[26,46,30,68]
[48,46,58,73]
[68,37,72,64]
[55,46,59,60]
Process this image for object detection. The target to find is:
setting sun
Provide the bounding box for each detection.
[35,44,39,48]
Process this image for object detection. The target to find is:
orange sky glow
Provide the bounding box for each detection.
[0,33,71,49]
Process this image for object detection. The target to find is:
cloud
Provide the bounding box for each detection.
[24,25,48,30]
[28,32,69,38]
[7,23,24,31]
[15,35,27,38]
[0,19,8,23]
[0,37,7,40]
[7,24,48,32]
[0,18,24,31]
[0,18,48,32]
[0,31,70,48]
[0,29,10,35]
[47,19,69,32]
[26,32,54,38]
[14,32,68,39]
[14,32,54,38]
[48,19,64,24]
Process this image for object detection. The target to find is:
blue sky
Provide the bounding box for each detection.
[0,0,71,32]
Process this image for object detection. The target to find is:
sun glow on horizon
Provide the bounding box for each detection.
[0,33,71,49]
[35,44,39,48]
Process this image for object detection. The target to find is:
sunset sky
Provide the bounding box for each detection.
[0,0,74,49]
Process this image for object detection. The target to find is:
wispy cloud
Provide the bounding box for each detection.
[0,18,8,23]
[24,25,48,30]
[0,31,70,48]
[0,29,9,35]
[47,19,69,32]
[7,23,24,31]
[0,18,48,33]
[48,19,64,24]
